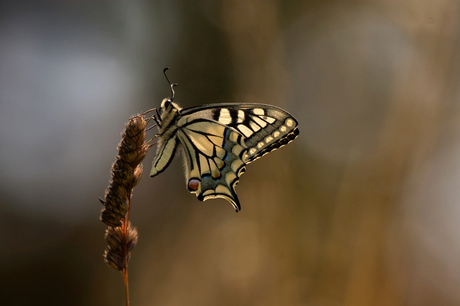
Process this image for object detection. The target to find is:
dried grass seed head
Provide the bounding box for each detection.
[100,114,148,227]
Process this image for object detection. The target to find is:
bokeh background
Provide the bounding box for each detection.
[1,1,460,305]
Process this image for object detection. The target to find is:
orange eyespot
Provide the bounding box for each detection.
[188,179,200,191]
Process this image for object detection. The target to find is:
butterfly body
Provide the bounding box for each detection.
[150,98,299,211]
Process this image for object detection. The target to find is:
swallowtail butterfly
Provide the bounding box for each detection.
[150,69,299,211]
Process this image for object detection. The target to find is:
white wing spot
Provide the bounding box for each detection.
[249,148,257,155]
[237,110,245,123]
[280,125,287,132]
[251,115,267,128]
[225,172,237,185]
[219,109,232,124]
[238,124,253,137]
[273,131,280,138]
[249,121,261,132]
[257,142,264,149]
[242,151,249,162]
[262,116,276,124]
[231,159,244,173]
[216,185,232,196]
[253,108,264,115]
[229,132,239,142]
[203,189,214,196]
[232,144,244,156]
[286,118,294,127]
[265,136,273,143]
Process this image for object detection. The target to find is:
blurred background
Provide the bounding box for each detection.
[1,1,460,305]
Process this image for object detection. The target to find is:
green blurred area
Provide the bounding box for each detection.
[1,1,460,305]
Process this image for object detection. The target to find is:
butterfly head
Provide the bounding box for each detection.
[161,98,173,111]
[158,98,182,120]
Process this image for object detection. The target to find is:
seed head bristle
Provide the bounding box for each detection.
[132,164,143,188]
[103,223,139,271]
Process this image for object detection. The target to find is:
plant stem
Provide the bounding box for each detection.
[123,267,130,306]
[123,197,131,306]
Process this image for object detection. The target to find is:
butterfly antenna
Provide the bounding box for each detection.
[163,67,178,101]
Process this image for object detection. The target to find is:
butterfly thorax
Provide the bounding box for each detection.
[157,98,182,136]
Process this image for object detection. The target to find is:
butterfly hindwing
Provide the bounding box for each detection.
[177,118,247,211]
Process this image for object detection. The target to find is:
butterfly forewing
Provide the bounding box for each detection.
[180,103,299,163]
